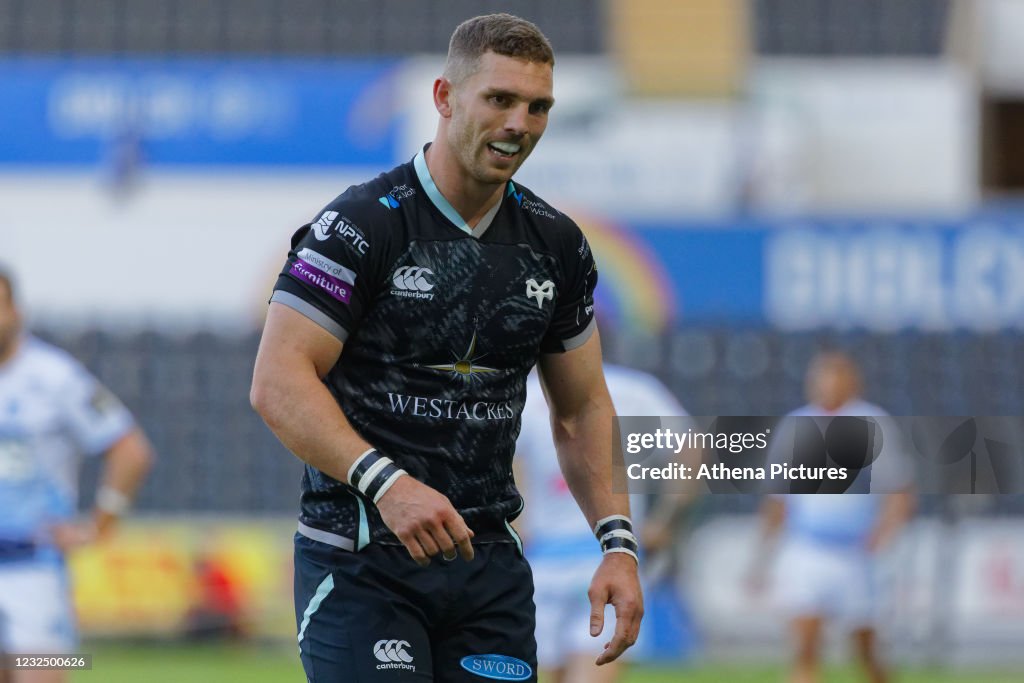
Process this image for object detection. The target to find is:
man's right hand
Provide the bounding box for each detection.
[375,475,475,566]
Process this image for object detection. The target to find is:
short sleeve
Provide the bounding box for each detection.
[61,366,135,457]
[540,225,598,353]
[270,201,382,342]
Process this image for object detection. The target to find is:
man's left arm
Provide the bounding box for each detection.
[92,428,154,537]
[51,428,153,550]
[50,372,155,550]
[537,330,642,665]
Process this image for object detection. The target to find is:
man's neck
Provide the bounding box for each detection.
[423,142,504,228]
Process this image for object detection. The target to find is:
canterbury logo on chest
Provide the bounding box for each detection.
[390,265,436,300]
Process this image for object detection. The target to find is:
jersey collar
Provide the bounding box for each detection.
[413,147,502,239]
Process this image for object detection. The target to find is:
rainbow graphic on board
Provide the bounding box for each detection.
[572,212,678,334]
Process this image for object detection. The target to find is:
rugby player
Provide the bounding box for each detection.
[0,268,153,683]
[251,14,642,682]
[750,352,915,683]
[517,363,693,683]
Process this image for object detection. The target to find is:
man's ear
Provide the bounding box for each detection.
[434,77,453,118]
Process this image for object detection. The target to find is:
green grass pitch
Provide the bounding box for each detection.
[69,643,1021,683]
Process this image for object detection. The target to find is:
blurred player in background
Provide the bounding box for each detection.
[251,13,642,681]
[749,351,915,683]
[0,268,153,683]
[517,363,695,683]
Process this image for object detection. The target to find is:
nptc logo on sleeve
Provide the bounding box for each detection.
[310,212,369,254]
[311,211,339,240]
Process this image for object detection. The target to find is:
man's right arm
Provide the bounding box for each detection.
[250,302,473,564]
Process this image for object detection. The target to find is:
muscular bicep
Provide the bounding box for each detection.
[536,329,612,421]
[254,302,344,383]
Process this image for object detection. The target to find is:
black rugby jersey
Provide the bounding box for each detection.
[271,147,598,549]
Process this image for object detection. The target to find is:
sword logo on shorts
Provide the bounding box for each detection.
[525,279,554,308]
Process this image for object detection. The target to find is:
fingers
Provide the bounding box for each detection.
[588,586,608,637]
[399,514,475,566]
[47,521,99,553]
[416,531,441,560]
[435,519,459,562]
[444,518,475,562]
[595,619,629,665]
[401,535,431,567]
[595,596,643,666]
[376,477,475,564]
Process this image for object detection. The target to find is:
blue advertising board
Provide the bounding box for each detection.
[595,212,1024,332]
[0,58,401,166]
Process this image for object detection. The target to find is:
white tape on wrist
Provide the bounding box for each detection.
[347,448,408,503]
[604,547,640,564]
[599,529,637,546]
[371,470,407,504]
[592,514,632,537]
[347,448,380,486]
[96,486,131,516]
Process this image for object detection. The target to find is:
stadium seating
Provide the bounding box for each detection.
[0,0,605,55]
[37,325,1024,516]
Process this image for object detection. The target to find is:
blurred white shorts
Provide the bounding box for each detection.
[774,539,878,629]
[531,554,624,669]
[0,561,76,653]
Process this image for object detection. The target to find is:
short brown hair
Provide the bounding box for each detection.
[444,13,554,84]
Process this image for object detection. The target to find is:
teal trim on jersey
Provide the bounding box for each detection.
[413,148,505,238]
[414,149,473,235]
[356,497,370,551]
[504,519,523,556]
[504,499,525,556]
[297,573,334,652]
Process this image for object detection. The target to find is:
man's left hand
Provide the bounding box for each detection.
[587,552,643,665]
[47,520,100,552]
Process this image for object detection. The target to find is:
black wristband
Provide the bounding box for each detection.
[348,448,385,489]
[362,461,403,502]
[593,515,633,540]
[600,535,639,554]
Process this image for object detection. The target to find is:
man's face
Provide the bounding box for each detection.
[0,282,19,357]
[805,356,859,411]
[444,51,554,186]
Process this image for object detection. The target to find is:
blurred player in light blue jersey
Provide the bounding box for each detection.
[750,351,915,683]
[517,364,694,683]
[0,269,153,683]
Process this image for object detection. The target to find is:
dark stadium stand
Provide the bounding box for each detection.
[0,0,951,57]
[754,0,951,56]
[0,0,605,54]
[39,326,1024,515]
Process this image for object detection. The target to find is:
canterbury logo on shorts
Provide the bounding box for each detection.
[373,639,416,672]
